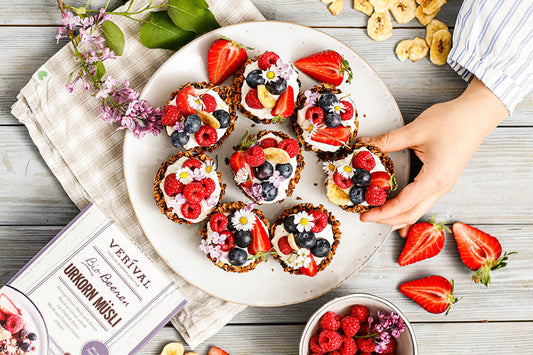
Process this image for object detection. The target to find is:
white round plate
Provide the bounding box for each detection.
[123,21,409,306]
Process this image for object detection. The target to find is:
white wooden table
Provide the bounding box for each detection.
[1,0,532,353]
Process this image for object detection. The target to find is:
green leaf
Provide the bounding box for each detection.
[140,11,195,51]
[167,0,220,35]
[101,20,125,56]
[94,60,106,82]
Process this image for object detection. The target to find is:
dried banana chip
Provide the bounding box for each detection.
[395,39,414,61]
[354,0,374,16]
[416,0,447,15]
[320,0,335,3]
[430,29,451,65]
[415,5,438,26]
[367,11,393,41]
[409,37,429,61]
[369,0,393,13]
[390,0,416,24]
[328,0,344,16]
[426,19,448,47]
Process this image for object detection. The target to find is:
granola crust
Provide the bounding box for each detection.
[167,81,237,153]
[153,151,226,225]
[270,203,341,275]
[199,201,270,273]
[293,83,359,160]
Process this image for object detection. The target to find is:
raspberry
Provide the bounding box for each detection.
[365,185,387,206]
[277,236,293,255]
[183,158,202,171]
[318,330,342,352]
[5,315,24,334]
[202,94,217,112]
[333,171,353,189]
[340,101,354,121]
[183,182,206,203]
[339,335,357,355]
[219,230,235,251]
[195,125,218,146]
[381,337,397,353]
[244,89,264,109]
[199,177,216,198]
[210,212,228,232]
[309,335,327,355]
[161,105,181,126]
[257,51,280,70]
[352,151,376,171]
[358,321,370,336]
[340,316,360,337]
[329,352,341,355]
[258,137,278,149]
[306,106,325,124]
[356,338,375,353]
[350,304,370,323]
[244,146,266,167]
[319,311,341,331]
[309,210,327,233]
[278,138,300,158]
[181,202,201,220]
[164,174,183,197]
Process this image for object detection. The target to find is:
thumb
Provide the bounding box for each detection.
[357,125,417,153]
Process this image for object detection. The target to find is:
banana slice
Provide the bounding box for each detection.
[416,0,446,15]
[367,11,393,42]
[353,0,374,16]
[320,0,335,3]
[257,85,276,109]
[184,353,200,355]
[395,39,413,61]
[263,147,291,164]
[287,233,299,251]
[408,37,429,62]
[369,0,393,12]
[390,0,416,24]
[425,19,448,47]
[326,182,351,206]
[328,0,344,16]
[160,343,184,355]
[430,29,451,65]
[415,5,438,25]
[197,111,220,129]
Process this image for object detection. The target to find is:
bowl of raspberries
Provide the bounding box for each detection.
[300,294,417,355]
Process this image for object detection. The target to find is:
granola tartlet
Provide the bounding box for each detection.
[231,51,300,124]
[198,202,271,272]
[270,203,341,277]
[323,143,395,214]
[161,81,237,153]
[228,130,304,204]
[153,151,225,224]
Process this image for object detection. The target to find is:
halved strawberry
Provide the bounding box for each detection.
[398,217,449,266]
[208,346,230,355]
[229,151,254,188]
[208,37,248,85]
[248,217,271,255]
[0,293,21,316]
[399,275,460,314]
[300,255,317,277]
[176,85,196,117]
[452,223,515,286]
[370,171,395,191]
[0,311,6,321]
[295,50,353,86]
[271,86,295,118]
[311,126,350,146]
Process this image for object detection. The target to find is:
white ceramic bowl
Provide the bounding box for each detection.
[299,293,418,355]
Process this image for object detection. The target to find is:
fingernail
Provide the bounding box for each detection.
[358,137,369,143]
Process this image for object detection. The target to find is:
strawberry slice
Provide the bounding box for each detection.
[176,85,196,117]
[208,346,230,355]
[300,255,317,277]
[229,151,254,188]
[0,293,21,316]
[295,50,353,86]
[208,37,248,85]
[271,86,295,119]
[452,223,515,286]
[0,311,6,321]
[398,217,449,266]
[248,217,271,255]
[311,126,350,146]
[399,275,460,314]
[370,171,395,191]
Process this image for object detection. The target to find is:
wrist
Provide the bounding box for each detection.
[460,77,509,125]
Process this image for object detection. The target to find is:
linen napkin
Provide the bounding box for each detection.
[11,0,264,349]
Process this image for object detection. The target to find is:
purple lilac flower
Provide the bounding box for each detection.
[174,122,185,132]
[245,201,255,211]
[268,170,285,188]
[304,90,320,107]
[206,194,219,207]
[209,245,223,261]
[245,184,263,202]
[198,239,210,254]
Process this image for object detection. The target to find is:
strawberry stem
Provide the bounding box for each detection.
[341,57,353,84]
[473,251,517,287]
[444,279,461,315]
[218,35,254,50]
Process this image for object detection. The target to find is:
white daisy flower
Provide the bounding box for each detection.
[187,94,205,111]
[337,164,354,179]
[301,120,319,140]
[322,161,337,174]
[175,167,194,184]
[293,211,315,233]
[232,208,255,232]
[294,249,310,268]
[234,167,249,185]
[328,101,345,115]
[261,67,279,83]
[200,160,217,177]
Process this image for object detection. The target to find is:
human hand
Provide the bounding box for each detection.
[358,77,508,235]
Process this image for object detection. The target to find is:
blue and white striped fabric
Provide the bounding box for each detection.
[448,0,533,114]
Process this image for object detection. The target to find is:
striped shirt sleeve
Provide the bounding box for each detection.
[447,0,533,114]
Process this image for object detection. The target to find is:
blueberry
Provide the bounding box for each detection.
[284,215,298,233]
[20,343,31,352]
[318,92,338,111]
[351,168,372,187]
[311,238,331,258]
[254,161,274,181]
[170,130,189,147]
[266,78,287,95]
[260,182,278,201]
[228,248,248,266]
[349,186,366,205]
[295,231,316,249]
[184,114,201,133]
[324,112,341,128]
[213,109,231,128]
[28,333,37,341]
[246,69,265,89]
[234,230,252,248]
[275,163,293,179]
[227,212,236,231]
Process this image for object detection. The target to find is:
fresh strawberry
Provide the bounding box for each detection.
[176,85,196,116]
[277,138,300,158]
[0,293,20,316]
[370,171,394,191]
[398,216,449,266]
[352,151,376,171]
[333,171,353,189]
[300,255,317,277]
[257,51,280,70]
[310,209,328,233]
[311,126,350,146]
[208,38,248,85]
[244,146,265,167]
[244,88,264,109]
[364,185,386,206]
[340,100,354,121]
[399,275,460,314]
[295,50,353,86]
[277,236,293,255]
[161,105,181,126]
[208,346,230,355]
[202,93,217,112]
[306,106,325,124]
[452,223,515,286]
[271,86,295,118]
[0,311,6,321]
[229,151,254,188]
[258,137,278,149]
[248,217,271,255]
